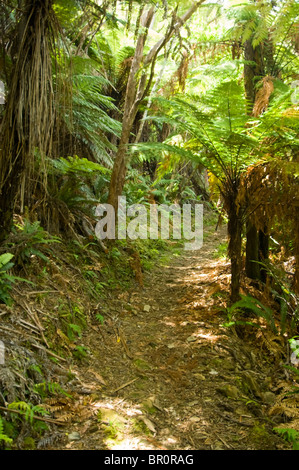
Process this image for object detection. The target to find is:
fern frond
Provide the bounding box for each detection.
[0,416,12,446]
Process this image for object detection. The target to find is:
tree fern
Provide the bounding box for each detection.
[57,55,122,166]
[226,0,299,79]
[253,84,299,160]
[138,79,258,180]
[270,0,299,46]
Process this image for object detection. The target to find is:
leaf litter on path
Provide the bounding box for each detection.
[47,226,289,450]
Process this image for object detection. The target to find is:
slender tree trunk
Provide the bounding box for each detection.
[107,7,155,212]
[107,127,132,212]
[244,38,270,280]
[107,2,205,212]
[258,227,269,283]
[244,39,263,277]
[224,176,243,303]
[228,200,243,303]
[245,221,261,281]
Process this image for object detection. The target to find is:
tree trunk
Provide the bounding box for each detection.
[244,39,264,113]
[258,228,269,283]
[107,2,205,212]
[244,37,270,280]
[107,7,155,212]
[107,129,132,212]
[226,180,243,303]
[228,204,243,303]
[245,221,261,281]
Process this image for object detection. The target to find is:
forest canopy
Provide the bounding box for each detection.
[1,0,298,299]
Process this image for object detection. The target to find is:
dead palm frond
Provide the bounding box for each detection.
[0,0,58,238]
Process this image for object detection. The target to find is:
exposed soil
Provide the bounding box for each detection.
[41,225,292,451]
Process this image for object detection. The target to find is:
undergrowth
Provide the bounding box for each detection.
[0,210,188,448]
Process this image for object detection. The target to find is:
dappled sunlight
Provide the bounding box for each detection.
[110,437,151,450]
[125,408,143,417]
[40,222,288,451]
[83,396,182,450]
[195,331,220,342]
[162,320,178,328]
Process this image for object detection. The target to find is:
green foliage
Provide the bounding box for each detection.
[213,241,228,259]
[95,313,104,324]
[123,170,153,205]
[55,40,122,165]
[0,253,32,305]
[7,401,49,425]
[227,1,270,46]
[253,87,299,161]
[34,381,72,399]
[0,253,16,305]
[69,65,122,165]
[49,156,111,215]
[273,427,299,450]
[124,167,201,207]
[53,0,84,29]
[12,220,61,264]
[0,416,13,448]
[52,156,110,176]
[95,32,136,89]
[56,299,86,347]
[73,345,89,361]
[255,260,299,333]
[23,436,36,450]
[67,323,82,340]
[226,0,299,78]
[139,79,259,182]
[222,294,278,334]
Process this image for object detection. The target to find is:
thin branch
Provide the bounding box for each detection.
[112,378,139,394]
[0,405,66,426]
[144,1,205,67]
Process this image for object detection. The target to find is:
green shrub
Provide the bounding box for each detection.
[0,253,32,305]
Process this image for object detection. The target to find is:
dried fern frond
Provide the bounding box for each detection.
[37,432,65,449]
[0,0,57,236]
[269,381,299,419]
[252,76,274,117]
[43,394,98,424]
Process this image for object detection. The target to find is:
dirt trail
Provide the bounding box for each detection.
[48,225,287,450]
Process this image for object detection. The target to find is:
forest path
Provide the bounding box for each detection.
[52,224,285,451]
